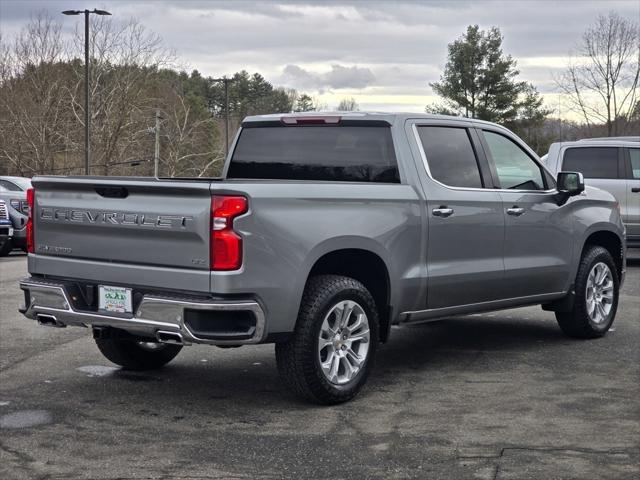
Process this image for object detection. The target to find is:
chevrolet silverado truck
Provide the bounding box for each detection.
[19,113,626,404]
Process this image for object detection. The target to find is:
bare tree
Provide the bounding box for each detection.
[158,87,223,178]
[336,97,359,111]
[68,16,173,174]
[557,11,639,136]
[0,13,70,175]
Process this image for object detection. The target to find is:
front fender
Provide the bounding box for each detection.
[568,187,625,282]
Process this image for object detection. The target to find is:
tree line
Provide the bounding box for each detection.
[1,11,637,178]
[0,14,328,178]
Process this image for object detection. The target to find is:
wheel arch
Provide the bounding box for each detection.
[302,243,394,342]
[581,229,624,281]
[544,227,624,313]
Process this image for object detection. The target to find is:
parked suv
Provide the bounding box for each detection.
[541,137,640,247]
[0,176,32,253]
[18,113,626,404]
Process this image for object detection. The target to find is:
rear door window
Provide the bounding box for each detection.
[228,124,399,183]
[416,126,484,188]
[562,147,619,179]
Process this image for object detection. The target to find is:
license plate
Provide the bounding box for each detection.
[99,285,132,313]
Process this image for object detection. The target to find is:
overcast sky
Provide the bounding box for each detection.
[1,0,638,114]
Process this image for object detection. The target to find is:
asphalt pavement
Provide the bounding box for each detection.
[1,251,639,479]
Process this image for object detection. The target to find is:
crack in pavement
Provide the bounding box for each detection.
[0,334,88,374]
[457,445,640,460]
[453,445,640,480]
[0,440,51,480]
[482,446,640,480]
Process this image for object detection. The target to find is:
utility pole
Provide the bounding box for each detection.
[212,77,233,157]
[154,109,161,178]
[558,94,563,141]
[224,78,230,156]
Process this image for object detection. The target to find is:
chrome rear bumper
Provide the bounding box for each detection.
[19,278,266,346]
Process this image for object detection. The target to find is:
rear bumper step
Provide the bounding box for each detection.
[19,278,266,345]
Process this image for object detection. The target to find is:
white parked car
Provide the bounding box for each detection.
[0,199,14,256]
[541,137,640,247]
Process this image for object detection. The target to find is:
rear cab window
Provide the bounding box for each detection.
[227,120,399,183]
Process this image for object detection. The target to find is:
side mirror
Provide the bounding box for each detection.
[557,171,585,196]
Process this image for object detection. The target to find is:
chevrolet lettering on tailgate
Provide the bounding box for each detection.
[40,208,193,228]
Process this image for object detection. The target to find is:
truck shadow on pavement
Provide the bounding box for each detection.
[65,315,572,409]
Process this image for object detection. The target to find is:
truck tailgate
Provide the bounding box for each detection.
[32,177,212,271]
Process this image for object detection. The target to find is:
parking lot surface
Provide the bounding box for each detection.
[1,252,639,479]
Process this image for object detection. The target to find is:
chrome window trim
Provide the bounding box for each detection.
[411,124,557,195]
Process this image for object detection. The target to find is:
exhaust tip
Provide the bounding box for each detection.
[156,331,183,345]
[37,314,65,328]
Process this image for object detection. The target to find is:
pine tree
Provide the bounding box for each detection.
[429,25,549,126]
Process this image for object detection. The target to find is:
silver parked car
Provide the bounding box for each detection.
[0,199,14,256]
[541,137,640,247]
[0,176,32,252]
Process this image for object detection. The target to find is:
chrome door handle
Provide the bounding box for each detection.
[432,207,454,218]
[506,206,525,216]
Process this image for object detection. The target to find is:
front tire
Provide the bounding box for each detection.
[556,245,619,339]
[276,275,379,405]
[95,337,182,370]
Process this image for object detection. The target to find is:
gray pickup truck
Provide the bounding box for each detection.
[19,113,626,404]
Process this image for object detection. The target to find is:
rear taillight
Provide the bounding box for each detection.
[26,187,34,253]
[211,195,248,270]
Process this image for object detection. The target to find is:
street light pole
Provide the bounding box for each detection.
[84,10,90,175]
[62,8,112,175]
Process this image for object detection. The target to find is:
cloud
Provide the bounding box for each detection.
[281,64,375,91]
[0,0,638,112]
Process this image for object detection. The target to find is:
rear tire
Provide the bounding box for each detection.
[95,337,182,370]
[556,245,619,339]
[275,275,379,405]
[0,239,12,257]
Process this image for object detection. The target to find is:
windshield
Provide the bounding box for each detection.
[1,177,31,191]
